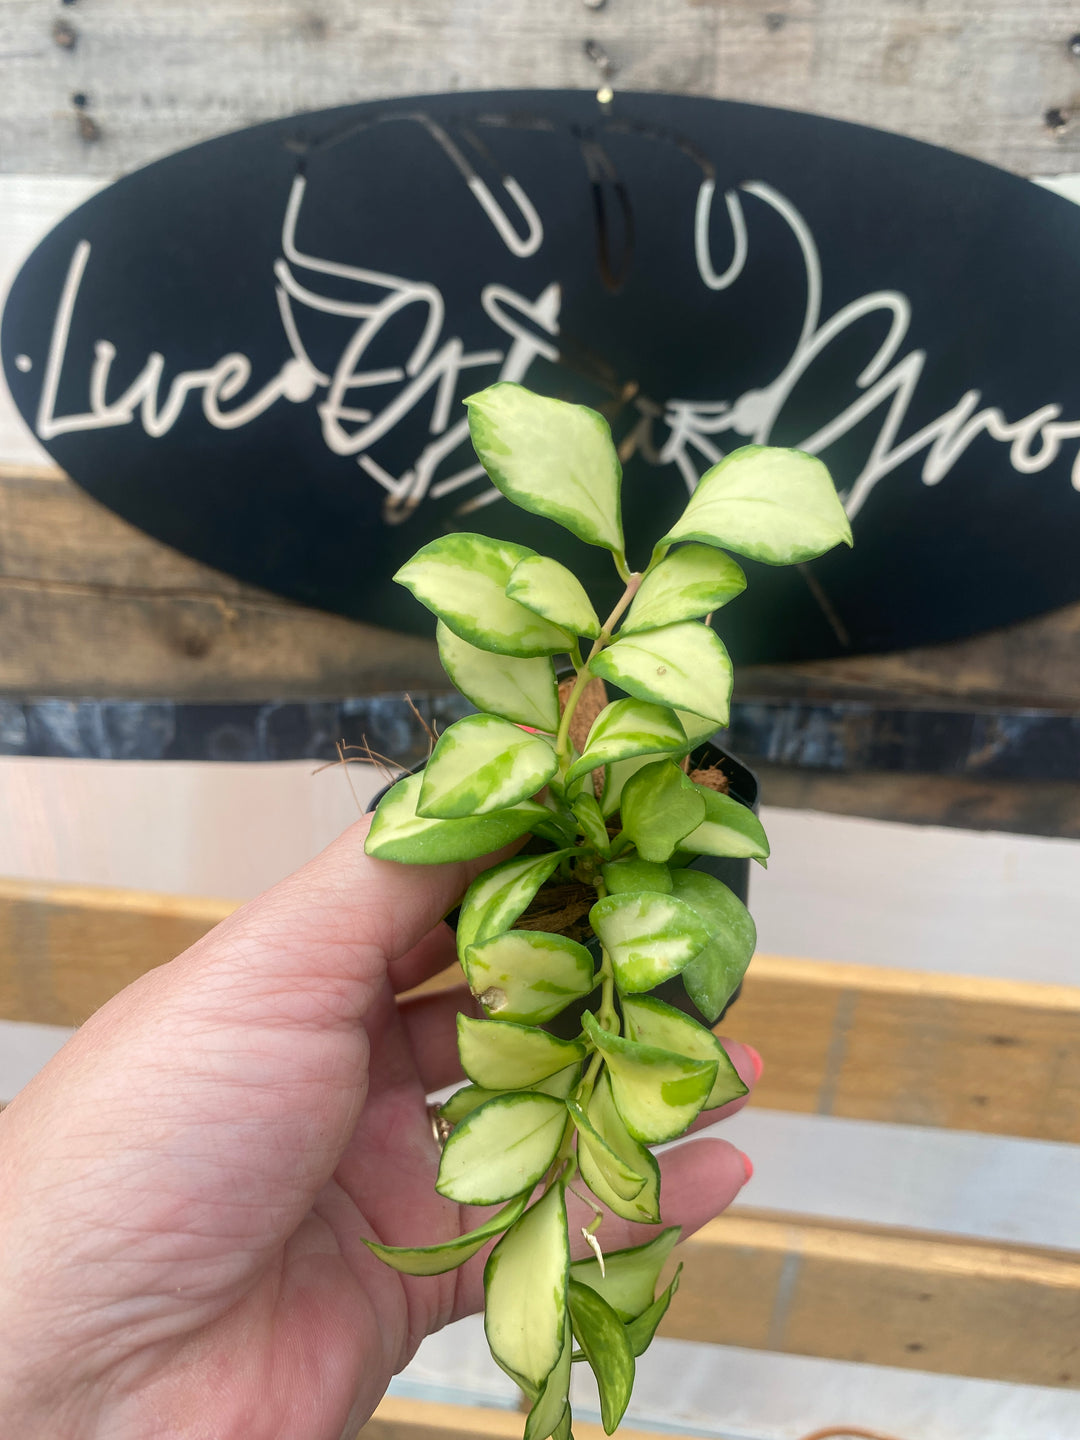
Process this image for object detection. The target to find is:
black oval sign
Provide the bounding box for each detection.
[4,90,1080,664]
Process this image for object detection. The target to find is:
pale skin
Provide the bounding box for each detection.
[0,817,758,1440]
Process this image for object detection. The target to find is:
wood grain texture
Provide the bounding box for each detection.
[2,0,1080,179]
[0,467,443,699]
[671,1208,1080,1388]
[359,1396,669,1440]
[5,875,1079,1144]
[5,467,1080,716]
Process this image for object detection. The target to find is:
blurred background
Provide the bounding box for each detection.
[2,4,1080,1439]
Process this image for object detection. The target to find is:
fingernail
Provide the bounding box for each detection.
[743,1044,764,1083]
[738,1150,754,1184]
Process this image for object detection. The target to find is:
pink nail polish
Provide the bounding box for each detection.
[743,1044,764,1083]
[739,1150,754,1184]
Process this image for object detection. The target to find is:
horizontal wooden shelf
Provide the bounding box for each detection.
[4,876,1078,1145]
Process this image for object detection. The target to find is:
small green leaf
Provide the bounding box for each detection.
[457,1014,587,1089]
[570,1227,680,1321]
[621,995,748,1109]
[364,771,547,864]
[565,700,687,786]
[507,554,602,639]
[362,1192,529,1276]
[670,870,757,1024]
[437,621,561,733]
[465,382,625,559]
[567,1098,647,1202]
[681,788,770,863]
[524,1315,573,1440]
[396,533,572,657]
[582,1012,717,1143]
[457,850,571,959]
[600,857,673,895]
[485,1183,569,1390]
[440,1063,582,1125]
[571,791,612,856]
[675,710,719,748]
[590,623,733,723]
[622,545,746,633]
[568,1279,635,1434]
[619,760,706,864]
[589,890,709,993]
[418,714,557,819]
[578,1073,661,1222]
[658,444,853,565]
[437,1091,568,1204]
[600,753,659,818]
[465,930,597,1024]
[625,1265,682,1355]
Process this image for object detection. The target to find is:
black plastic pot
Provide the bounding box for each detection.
[366,737,758,1029]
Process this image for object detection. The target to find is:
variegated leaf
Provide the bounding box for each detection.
[437,621,561,732]
[625,1266,682,1355]
[621,545,746,633]
[567,1098,647,1202]
[600,753,658,818]
[568,1279,635,1434]
[675,710,720,748]
[485,1184,569,1390]
[570,1227,680,1321]
[362,1192,529,1276]
[465,383,625,558]
[524,1315,573,1440]
[465,930,597,1024]
[582,1012,717,1143]
[589,890,709,992]
[440,1063,582,1126]
[618,760,706,863]
[506,554,602,639]
[681,787,770,862]
[590,623,733,723]
[364,771,547,864]
[396,533,572,657]
[457,1014,587,1090]
[565,699,686,786]
[437,1092,568,1204]
[670,870,757,1024]
[578,1072,661,1222]
[657,444,853,565]
[572,791,612,856]
[621,995,748,1109]
[456,850,571,960]
[418,713,557,819]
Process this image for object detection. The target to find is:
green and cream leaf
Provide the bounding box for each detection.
[582,1012,717,1143]
[658,444,853,565]
[625,1267,682,1356]
[364,772,548,864]
[621,545,746,633]
[465,930,597,1024]
[396,533,572,657]
[681,787,771,862]
[361,1193,529,1276]
[437,1092,568,1205]
[485,1184,569,1390]
[457,1014,587,1090]
[590,623,733,723]
[437,621,560,732]
[465,383,625,558]
[418,714,557,819]
[569,1228,680,1321]
[621,995,748,1109]
[589,890,710,992]
[567,1098,647,1202]
[578,1073,661,1223]
[456,850,571,959]
[567,1279,635,1434]
[506,554,602,639]
[565,699,686,786]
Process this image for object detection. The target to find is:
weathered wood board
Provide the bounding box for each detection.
[7,876,1079,1145]
[3,0,1080,179]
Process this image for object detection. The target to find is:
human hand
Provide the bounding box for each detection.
[0,817,757,1440]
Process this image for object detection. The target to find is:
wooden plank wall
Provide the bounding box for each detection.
[3,0,1080,833]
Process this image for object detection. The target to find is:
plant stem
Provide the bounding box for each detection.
[555,572,642,764]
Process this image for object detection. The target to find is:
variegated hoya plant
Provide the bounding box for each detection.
[363,382,851,1438]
